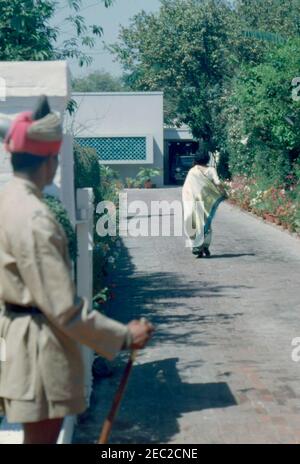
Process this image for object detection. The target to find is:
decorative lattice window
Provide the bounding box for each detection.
[75,136,147,162]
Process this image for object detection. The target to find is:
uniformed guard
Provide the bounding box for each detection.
[0,96,153,444]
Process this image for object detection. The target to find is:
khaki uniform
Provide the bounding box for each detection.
[0,177,128,422]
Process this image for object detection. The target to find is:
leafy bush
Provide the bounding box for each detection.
[135,168,161,187]
[98,166,122,204]
[217,39,300,232]
[93,167,123,294]
[125,177,137,188]
[73,143,123,296]
[227,176,299,233]
[44,194,77,262]
[223,40,300,185]
[74,143,101,190]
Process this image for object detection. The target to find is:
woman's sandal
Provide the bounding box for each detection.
[192,247,204,258]
[203,247,211,257]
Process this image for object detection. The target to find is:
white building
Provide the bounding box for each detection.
[72,92,164,186]
[71,92,199,186]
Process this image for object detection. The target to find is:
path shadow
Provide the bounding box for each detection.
[74,239,250,443]
[73,357,237,444]
[208,253,256,259]
[103,242,251,348]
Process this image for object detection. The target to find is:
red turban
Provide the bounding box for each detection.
[5,111,62,157]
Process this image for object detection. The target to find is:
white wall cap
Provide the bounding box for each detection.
[164,126,195,140]
[0,61,70,98]
[73,91,163,96]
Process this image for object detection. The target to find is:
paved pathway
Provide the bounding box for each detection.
[74,187,300,444]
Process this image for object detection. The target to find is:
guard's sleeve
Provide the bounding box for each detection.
[16,212,128,360]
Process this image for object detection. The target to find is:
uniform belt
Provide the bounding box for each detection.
[5,303,42,315]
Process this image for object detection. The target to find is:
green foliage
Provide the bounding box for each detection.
[111,0,300,183]
[0,0,114,66]
[124,169,161,188]
[236,0,300,38]
[73,70,126,92]
[0,0,56,60]
[44,194,77,262]
[73,143,122,295]
[111,0,289,150]
[67,98,78,116]
[111,0,237,143]
[224,40,300,185]
[92,165,122,295]
[227,176,299,233]
[98,165,122,204]
[125,177,136,188]
[73,143,101,190]
[93,287,110,307]
[135,168,161,187]
[108,0,300,230]
[73,142,121,204]
[242,31,286,45]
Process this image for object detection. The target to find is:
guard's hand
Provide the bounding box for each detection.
[127,319,154,350]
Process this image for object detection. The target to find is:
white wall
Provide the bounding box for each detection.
[71,92,164,186]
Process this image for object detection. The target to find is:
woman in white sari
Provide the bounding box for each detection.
[182,148,225,258]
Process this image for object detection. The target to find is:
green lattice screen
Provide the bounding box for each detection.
[75,136,147,161]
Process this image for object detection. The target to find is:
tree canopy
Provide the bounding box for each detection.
[111,0,300,166]
[110,0,270,143]
[73,70,126,92]
[0,0,114,66]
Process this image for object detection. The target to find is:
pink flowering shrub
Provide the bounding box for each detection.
[226,175,300,233]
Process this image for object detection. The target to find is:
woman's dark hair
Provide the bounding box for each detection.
[193,142,210,166]
[11,152,48,173]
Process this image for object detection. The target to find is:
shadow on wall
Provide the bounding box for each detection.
[73,241,247,444]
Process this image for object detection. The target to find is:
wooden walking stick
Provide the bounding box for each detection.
[98,349,137,444]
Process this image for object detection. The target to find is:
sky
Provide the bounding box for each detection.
[54,0,162,78]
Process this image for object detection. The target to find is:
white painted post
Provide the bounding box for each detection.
[56,132,79,447]
[58,149,94,447]
[76,188,95,405]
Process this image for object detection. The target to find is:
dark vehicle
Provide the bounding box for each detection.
[172,154,195,184]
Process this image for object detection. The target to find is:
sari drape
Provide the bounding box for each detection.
[182,166,225,249]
